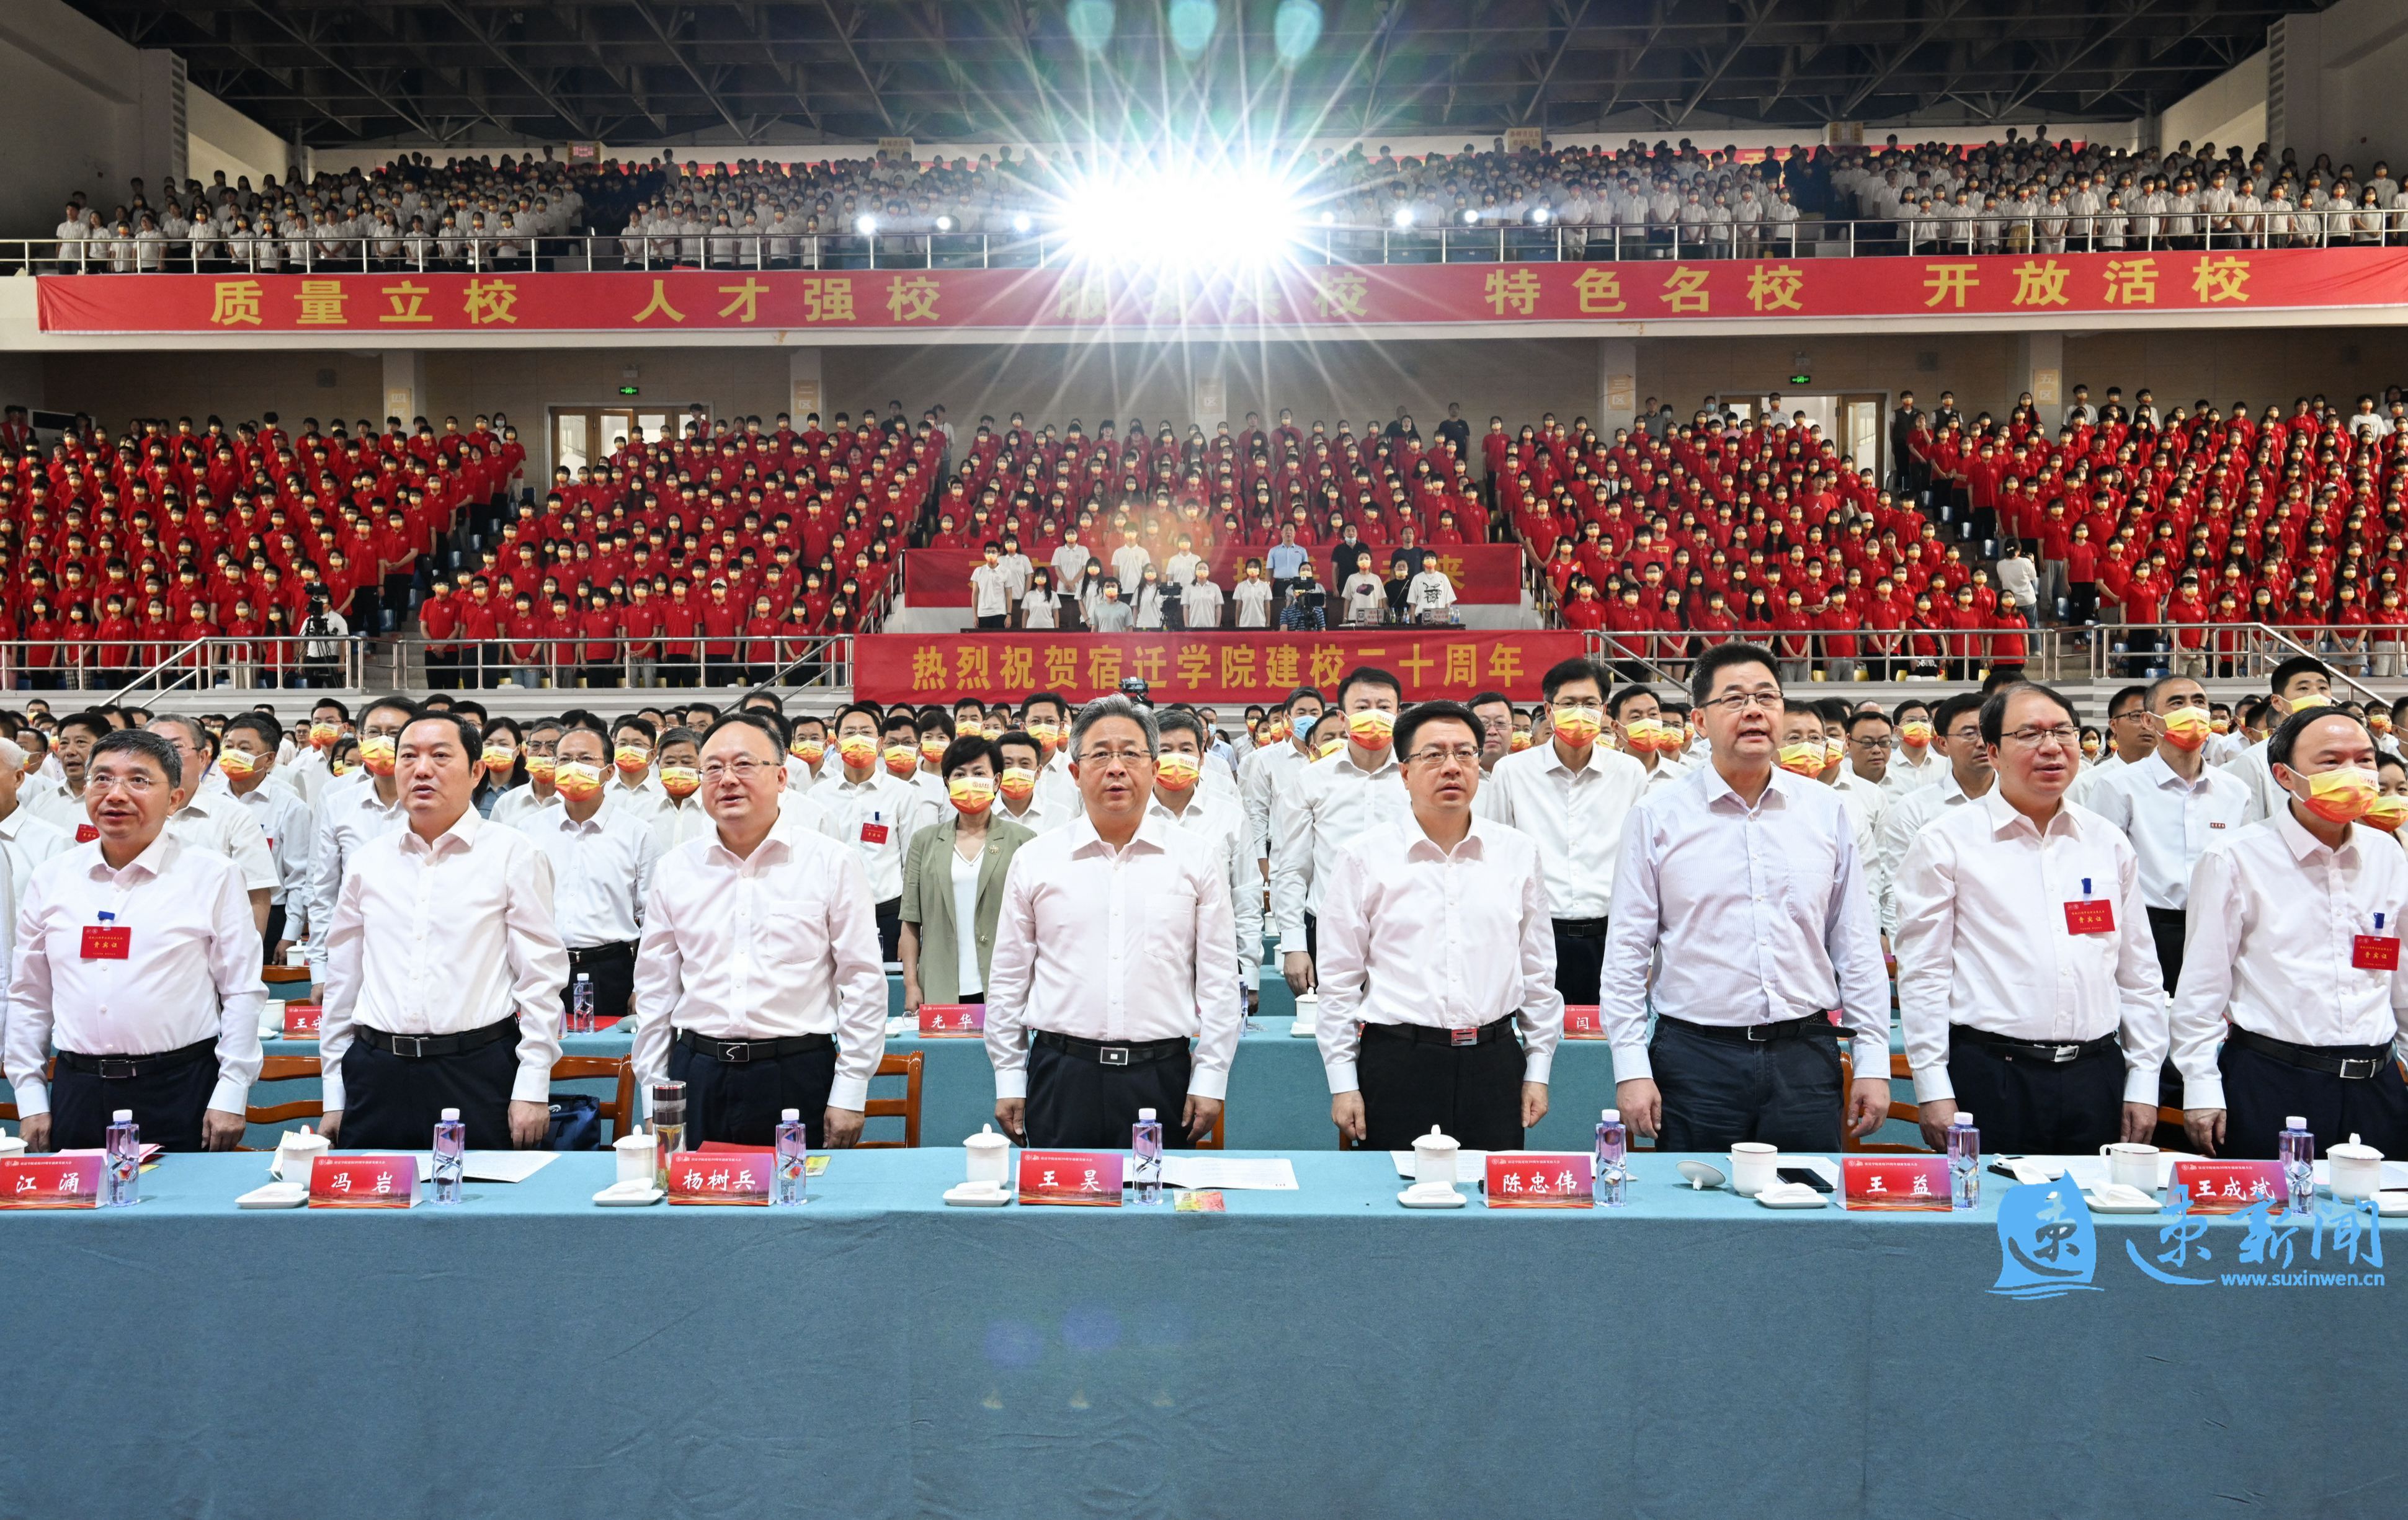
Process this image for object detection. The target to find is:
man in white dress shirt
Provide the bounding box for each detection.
[647,727,713,852]
[0,737,71,922]
[20,711,110,836]
[1872,692,1994,936]
[992,731,1063,833]
[1882,697,1945,797]
[986,695,1241,1149]
[631,712,886,1148]
[814,700,919,959]
[1239,686,1324,881]
[6,729,265,1152]
[2086,674,2250,992]
[319,709,569,1152]
[275,696,352,809]
[1600,643,1892,1150]
[1607,683,1688,793]
[305,695,415,978]
[218,713,314,960]
[1148,708,1262,1016]
[2226,656,2335,824]
[1273,668,1412,993]
[1478,657,1646,1003]
[510,714,664,1024]
[1321,701,1562,1149]
[2069,684,2150,805]
[1894,683,2167,1154]
[148,715,277,936]
[2175,708,2408,1160]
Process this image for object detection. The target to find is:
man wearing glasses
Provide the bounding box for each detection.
[1476,657,1646,1005]
[985,695,1240,1149]
[2084,674,2249,992]
[631,711,886,1147]
[1600,643,1891,1151]
[1894,683,2165,1153]
[1872,692,1994,938]
[2069,684,2155,806]
[1322,700,1561,1149]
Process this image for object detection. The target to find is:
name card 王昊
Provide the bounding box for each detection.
[1017,1150,1122,1206]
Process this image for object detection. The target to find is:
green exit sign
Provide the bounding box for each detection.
[618,384,640,396]
[1788,372,1811,386]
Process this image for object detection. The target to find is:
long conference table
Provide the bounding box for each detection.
[1,1147,2395,1520]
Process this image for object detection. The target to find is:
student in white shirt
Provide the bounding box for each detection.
[1272,668,1413,994]
[1894,682,2166,1155]
[970,542,1013,629]
[318,709,572,1152]
[1404,565,1459,623]
[4,728,265,1152]
[1231,559,1273,628]
[1341,566,1387,625]
[1019,567,1059,630]
[1319,700,1563,1150]
[217,713,314,961]
[508,714,664,1025]
[632,712,888,1147]
[1182,562,1225,630]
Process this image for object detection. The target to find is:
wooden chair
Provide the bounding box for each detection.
[261,964,311,986]
[243,1054,326,1135]
[858,1049,922,1149]
[551,1056,636,1143]
[1189,1102,1224,1150]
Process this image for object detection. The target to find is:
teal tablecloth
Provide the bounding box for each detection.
[0,1149,2393,1520]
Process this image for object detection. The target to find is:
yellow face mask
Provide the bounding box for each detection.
[1509,729,1532,751]
[1316,737,1345,759]
[1025,722,1061,758]
[613,745,649,776]
[308,721,339,750]
[881,744,919,778]
[2287,693,2330,713]
[1777,740,1827,777]
[947,775,996,814]
[360,734,398,777]
[2363,793,2408,833]
[216,749,257,778]
[553,760,607,801]
[837,735,877,770]
[1346,708,1396,749]
[331,759,355,778]
[659,764,701,799]
[1897,719,1935,749]
[792,738,827,767]
[525,754,558,783]
[1550,706,1602,748]
[2161,706,2213,752]
[1155,752,1202,792]
[479,746,515,773]
[2296,765,2378,824]
[1822,736,1846,770]
[997,765,1037,801]
[919,736,950,764]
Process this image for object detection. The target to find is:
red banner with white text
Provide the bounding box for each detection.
[853,631,1582,703]
[902,544,1527,607]
[32,247,2408,335]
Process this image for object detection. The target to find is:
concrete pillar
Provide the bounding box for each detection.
[380,350,426,426]
[788,346,823,426]
[135,51,187,190]
[1598,336,1638,437]
[1192,362,1227,432]
[2016,331,2064,431]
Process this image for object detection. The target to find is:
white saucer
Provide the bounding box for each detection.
[592,1180,665,1207]
[2082,1183,2162,1214]
[1288,1018,1315,1038]
[1675,1160,1726,1191]
[943,1181,1012,1207]
[235,1181,308,1209]
[1398,1183,1466,1209]
[1753,1182,1827,1209]
[2374,1190,2408,1216]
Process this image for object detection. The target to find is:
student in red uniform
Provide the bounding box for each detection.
[418,572,463,688]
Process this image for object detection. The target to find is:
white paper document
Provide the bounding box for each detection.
[1161,1157,1298,1191]
[2058,1153,2188,1191]
[414,1150,560,1183]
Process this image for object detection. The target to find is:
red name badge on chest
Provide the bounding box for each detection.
[917,1003,986,1038]
[858,821,890,845]
[2063,899,2116,935]
[2170,1160,2285,1214]
[74,824,99,843]
[1562,1005,1607,1039]
[0,1155,104,1209]
[667,1149,771,1206]
[80,925,130,960]
[1484,1153,1594,1208]
[1842,1155,1951,1211]
[1017,1150,1123,1206]
[282,1003,324,1039]
[307,1155,417,1208]
[2354,936,2401,971]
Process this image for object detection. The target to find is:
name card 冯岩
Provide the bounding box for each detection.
[2170,1160,2285,1214]
[1842,1155,1951,1211]
[918,1003,986,1038]
[0,1154,104,1208]
[1017,1149,1123,1206]
[1484,1153,1594,1208]
[308,1155,417,1208]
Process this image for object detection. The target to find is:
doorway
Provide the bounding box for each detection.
[549,406,674,481]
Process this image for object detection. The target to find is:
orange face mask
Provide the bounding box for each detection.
[881,744,919,778]
[659,764,700,799]
[837,735,876,770]
[2362,793,2408,833]
[947,775,996,814]
[216,749,257,778]
[1347,709,1396,749]
[2296,765,2378,825]
[308,721,339,750]
[613,745,649,776]
[1155,752,1201,793]
[360,734,397,777]
[2160,707,2212,752]
[553,760,607,801]
[1777,740,1826,777]
[525,754,558,784]
[479,746,514,773]
[1898,720,1935,749]
[919,736,949,764]
[1509,730,1532,751]
[792,739,826,767]
[997,765,1037,801]
[1550,707,1602,748]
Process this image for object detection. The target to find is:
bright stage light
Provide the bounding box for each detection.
[855,214,878,234]
[936,215,954,231]
[1532,206,1550,223]
[1012,213,1033,234]
[1393,207,1414,228]
[1461,208,1479,224]
[1053,159,1311,273]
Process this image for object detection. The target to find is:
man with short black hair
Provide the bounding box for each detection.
[1468,690,1515,772]
[1883,697,1943,796]
[509,713,664,1024]
[2224,655,2336,823]
[1608,683,1687,792]
[1272,669,1412,993]
[814,700,918,959]
[305,695,415,979]
[1239,687,1323,884]
[148,714,277,935]
[219,712,313,959]
[1873,692,1994,936]
[2086,673,2249,992]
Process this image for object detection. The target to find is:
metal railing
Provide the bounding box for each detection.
[14,203,2404,276]
[417,633,853,693]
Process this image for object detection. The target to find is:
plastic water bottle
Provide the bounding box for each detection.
[1594,1108,1628,1207]
[432,1107,465,1204]
[1947,1111,1980,1211]
[1131,1108,1164,1205]
[2280,1115,2315,1217]
[570,972,594,1034]
[775,1108,808,1206]
[103,1109,138,1207]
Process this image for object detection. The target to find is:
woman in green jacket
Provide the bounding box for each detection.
[899,733,1037,1011]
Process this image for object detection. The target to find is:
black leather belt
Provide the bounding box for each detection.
[55,1037,217,1080]
[2228,1025,2397,1080]
[1551,917,1610,938]
[359,1017,517,1059]
[568,940,637,966]
[1660,1011,1839,1043]
[1033,1030,1188,1067]
[1361,1015,1515,1048]
[677,1030,833,1064]
[1953,1026,2120,1064]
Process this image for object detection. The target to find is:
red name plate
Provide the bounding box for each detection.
[1562,1005,1607,1039]
[918,1003,986,1038]
[282,1003,324,1038]
[1017,1149,1123,1206]
[0,1154,104,1208]
[667,1150,772,1206]
[308,1155,417,1208]
[1484,1153,1595,1208]
[2353,935,2400,971]
[1843,1155,1952,1211]
[2170,1160,2286,1214]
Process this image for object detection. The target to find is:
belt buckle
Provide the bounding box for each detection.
[389,1034,426,1059]
[1100,1046,1130,1067]
[2339,1056,2379,1080]
[1450,1026,1479,1047]
[720,1041,752,1064]
[96,1058,136,1080]
[2051,1044,2081,1064]
[1746,1023,1772,1042]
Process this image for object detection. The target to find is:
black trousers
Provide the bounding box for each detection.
[2218,1041,2408,1160]
[1651,1019,1844,1153]
[668,1039,837,1148]
[1945,1029,2123,1155]
[1303,910,1318,965]
[1358,1022,1523,1152]
[563,944,637,1024]
[337,1025,520,1152]
[2146,906,2185,994]
[1025,1040,1192,1150]
[976,613,1007,630]
[874,896,902,962]
[50,1046,219,1152]
[1551,919,1607,1006]
[262,902,287,957]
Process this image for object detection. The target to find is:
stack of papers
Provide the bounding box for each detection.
[1159,1157,1297,1191]
[412,1150,559,1183]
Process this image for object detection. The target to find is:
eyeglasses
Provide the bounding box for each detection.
[1406,746,1483,766]
[1076,746,1152,767]
[1700,690,1783,713]
[86,772,162,794]
[699,759,775,780]
[2002,725,2081,749]
[1850,736,1895,750]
